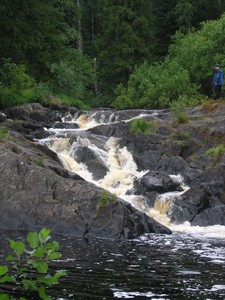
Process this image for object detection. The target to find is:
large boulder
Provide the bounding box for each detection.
[134,171,182,195]
[3,103,59,125]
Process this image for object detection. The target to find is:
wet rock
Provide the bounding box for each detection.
[0,112,6,122]
[167,196,187,224]
[74,146,108,180]
[134,171,182,194]
[53,122,79,129]
[191,206,225,226]
[3,103,59,125]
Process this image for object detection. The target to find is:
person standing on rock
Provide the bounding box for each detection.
[213,63,224,99]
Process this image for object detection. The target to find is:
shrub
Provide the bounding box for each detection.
[98,191,117,209]
[0,60,50,108]
[50,49,94,101]
[129,119,153,134]
[171,131,190,140]
[113,60,200,110]
[113,14,225,109]
[170,100,189,124]
[0,128,8,142]
[34,155,45,167]
[206,144,225,161]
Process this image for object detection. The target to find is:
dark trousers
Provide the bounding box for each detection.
[214,85,222,99]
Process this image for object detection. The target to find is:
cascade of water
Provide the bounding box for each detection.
[40,110,225,239]
[47,134,147,197]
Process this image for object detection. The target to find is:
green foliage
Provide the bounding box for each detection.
[99,191,117,209]
[0,60,33,107]
[0,228,66,300]
[0,0,65,78]
[171,131,190,140]
[113,14,225,109]
[153,0,225,57]
[94,0,157,99]
[52,94,91,110]
[206,144,225,161]
[0,60,49,108]
[0,128,8,142]
[0,0,225,108]
[168,14,225,95]
[50,49,94,101]
[174,0,195,33]
[0,60,34,90]
[30,83,50,104]
[34,155,45,167]
[129,119,152,135]
[170,100,189,124]
[113,60,200,109]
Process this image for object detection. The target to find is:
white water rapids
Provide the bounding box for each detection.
[40,111,225,240]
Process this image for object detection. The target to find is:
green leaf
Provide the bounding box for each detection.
[35,261,48,274]
[27,232,39,249]
[38,229,51,244]
[0,275,15,283]
[0,294,11,300]
[0,265,8,276]
[34,247,46,258]
[38,286,52,300]
[38,276,54,287]
[45,241,60,251]
[53,270,67,281]
[47,252,61,260]
[19,267,29,273]
[22,279,37,291]
[9,239,25,257]
[5,255,17,261]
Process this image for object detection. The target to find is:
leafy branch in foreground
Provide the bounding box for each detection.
[0,228,66,300]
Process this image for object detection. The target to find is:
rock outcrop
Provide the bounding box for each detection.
[1,101,225,238]
[89,102,225,226]
[0,104,171,239]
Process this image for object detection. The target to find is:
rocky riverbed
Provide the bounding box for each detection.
[1,101,225,239]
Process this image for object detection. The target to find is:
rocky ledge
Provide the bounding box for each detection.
[1,101,225,239]
[0,103,171,239]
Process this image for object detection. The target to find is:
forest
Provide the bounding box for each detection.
[1,0,225,110]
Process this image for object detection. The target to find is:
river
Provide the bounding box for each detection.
[1,230,225,299]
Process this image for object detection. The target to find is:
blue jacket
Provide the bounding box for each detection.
[213,68,224,86]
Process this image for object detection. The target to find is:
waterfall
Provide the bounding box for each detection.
[40,110,225,239]
[45,135,147,197]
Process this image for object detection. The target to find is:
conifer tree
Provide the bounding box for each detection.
[93,0,156,102]
[0,0,65,79]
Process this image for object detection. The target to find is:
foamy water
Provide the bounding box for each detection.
[40,111,225,240]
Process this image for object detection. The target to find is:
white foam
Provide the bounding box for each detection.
[112,289,168,299]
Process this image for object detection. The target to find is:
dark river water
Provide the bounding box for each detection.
[1,230,225,300]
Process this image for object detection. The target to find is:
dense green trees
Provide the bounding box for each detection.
[0,0,225,109]
[0,0,65,77]
[93,0,156,103]
[113,14,225,109]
